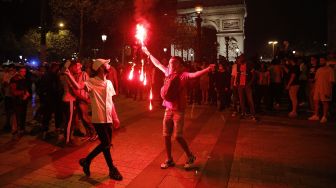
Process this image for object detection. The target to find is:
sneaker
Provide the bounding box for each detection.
[250,115,257,121]
[320,116,327,123]
[240,113,247,119]
[184,155,196,169]
[288,111,297,118]
[308,115,319,121]
[80,136,91,141]
[89,134,98,142]
[160,159,175,169]
[109,166,123,181]
[79,158,91,176]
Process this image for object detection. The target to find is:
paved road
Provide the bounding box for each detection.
[0,96,335,187]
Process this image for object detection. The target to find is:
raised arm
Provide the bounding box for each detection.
[142,46,167,73]
[187,64,215,79]
[63,69,85,90]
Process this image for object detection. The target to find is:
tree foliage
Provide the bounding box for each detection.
[21,28,78,60]
[49,0,126,58]
[0,30,20,59]
[20,29,40,57]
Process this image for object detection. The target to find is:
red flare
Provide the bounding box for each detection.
[139,59,144,81]
[135,24,147,46]
[149,100,153,111]
[143,73,147,85]
[149,88,153,100]
[128,64,135,80]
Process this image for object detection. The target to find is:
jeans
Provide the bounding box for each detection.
[86,123,114,170]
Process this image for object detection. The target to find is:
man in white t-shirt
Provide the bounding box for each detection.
[64,58,122,181]
[308,57,335,123]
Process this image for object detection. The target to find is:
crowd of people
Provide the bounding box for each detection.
[0,40,335,179]
[1,43,336,140]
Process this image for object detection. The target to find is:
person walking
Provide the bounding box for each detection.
[64,58,122,181]
[142,46,215,170]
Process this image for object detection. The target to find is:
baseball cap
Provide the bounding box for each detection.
[92,59,110,71]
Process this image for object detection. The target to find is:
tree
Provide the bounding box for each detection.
[49,0,125,59]
[47,30,78,60]
[21,28,78,61]
[21,29,40,58]
[0,30,20,61]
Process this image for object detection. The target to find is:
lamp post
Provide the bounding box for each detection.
[101,34,107,57]
[195,5,203,62]
[268,41,278,59]
[235,48,240,57]
[225,36,230,60]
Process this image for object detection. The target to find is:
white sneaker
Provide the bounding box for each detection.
[288,111,297,118]
[308,115,319,121]
[184,155,196,169]
[320,116,327,123]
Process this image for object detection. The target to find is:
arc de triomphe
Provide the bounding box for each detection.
[173,0,247,62]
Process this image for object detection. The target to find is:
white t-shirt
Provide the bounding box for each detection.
[85,76,116,123]
[314,66,335,95]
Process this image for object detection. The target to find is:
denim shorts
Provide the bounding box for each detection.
[163,109,185,138]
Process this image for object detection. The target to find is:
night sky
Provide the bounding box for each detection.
[245,0,327,57]
[0,0,328,57]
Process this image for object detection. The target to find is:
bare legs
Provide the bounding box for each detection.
[164,136,193,160]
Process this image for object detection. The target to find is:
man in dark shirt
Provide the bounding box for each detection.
[10,66,30,138]
[215,63,231,111]
[286,58,301,117]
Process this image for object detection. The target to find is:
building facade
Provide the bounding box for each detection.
[173,0,246,61]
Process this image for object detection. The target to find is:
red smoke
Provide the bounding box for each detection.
[134,0,158,34]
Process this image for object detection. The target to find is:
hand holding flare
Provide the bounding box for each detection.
[134,24,153,111]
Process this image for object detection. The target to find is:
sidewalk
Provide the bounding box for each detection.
[0,96,335,187]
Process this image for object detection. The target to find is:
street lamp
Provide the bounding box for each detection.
[195,5,203,62]
[58,22,65,28]
[101,34,107,57]
[268,41,278,59]
[235,48,240,57]
[101,34,107,42]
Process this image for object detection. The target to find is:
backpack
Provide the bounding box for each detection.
[160,73,180,102]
